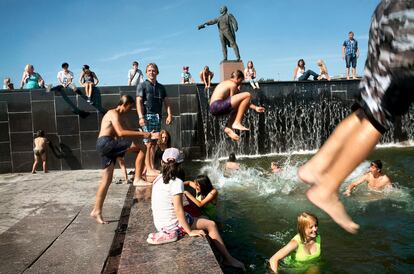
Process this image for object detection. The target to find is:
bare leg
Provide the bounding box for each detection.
[298,110,366,184]
[255,82,260,89]
[224,112,240,141]
[32,156,38,174]
[133,144,151,186]
[149,145,156,170]
[143,142,158,176]
[42,161,48,173]
[193,218,245,270]
[249,81,256,89]
[352,68,357,79]
[91,163,115,224]
[346,68,350,80]
[117,157,128,181]
[298,111,382,233]
[230,92,251,131]
[41,154,47,173]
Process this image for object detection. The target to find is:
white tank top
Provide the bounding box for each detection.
[295,67,304,80]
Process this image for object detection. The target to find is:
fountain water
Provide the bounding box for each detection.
[197,81,414,159]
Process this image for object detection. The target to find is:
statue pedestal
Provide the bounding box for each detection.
[220,60,244,81]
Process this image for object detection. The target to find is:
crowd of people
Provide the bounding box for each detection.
[17,0,414,272]
[1,30,363,94]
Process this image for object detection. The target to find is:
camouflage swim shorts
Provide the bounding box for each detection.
[356,0,414,133]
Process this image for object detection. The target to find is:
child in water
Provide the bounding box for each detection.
[269,212,321,273]
[184,175,218,220]
[31,130,49,173]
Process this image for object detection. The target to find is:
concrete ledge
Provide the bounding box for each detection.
[117,186,223,274]
[0,170,130,274]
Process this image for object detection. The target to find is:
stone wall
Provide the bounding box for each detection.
[1,80,411,173]
[0,85,203,173]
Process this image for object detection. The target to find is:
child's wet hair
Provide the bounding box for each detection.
[231,70,245,80]
[371,159,382,170]
[228,152,236,162]
[36,130,45,137]
[157,130,171,147]
[297,212,318,243]
[118,95,135,106]
[194,175,214,196]
[162,160,185,183]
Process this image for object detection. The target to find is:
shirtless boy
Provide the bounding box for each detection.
[298,0,414,233]
[91,95,158,224]
[31,130,49,174]
[343,160,392,196]
[209,70,265,141]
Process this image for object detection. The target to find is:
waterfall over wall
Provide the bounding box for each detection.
[197,80,414,159]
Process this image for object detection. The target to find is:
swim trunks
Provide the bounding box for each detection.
[33,148,45,157]
[96,136,132,169]
[142,113,161,143]
[354,0,414,134]
[209,97,232,116]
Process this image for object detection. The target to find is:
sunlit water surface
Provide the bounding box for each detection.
[184,147,414,274]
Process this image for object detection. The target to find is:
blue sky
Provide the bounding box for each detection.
[1,0,379,86]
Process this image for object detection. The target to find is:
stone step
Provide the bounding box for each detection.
[0,182,129,274]
[117,186,223,274]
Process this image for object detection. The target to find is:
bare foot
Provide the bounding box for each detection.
[346,76,350,80]
[90,210,108,224]
[232,122,249,131]
[223,257,245,271]
[224,127,240,141]
[146,169,160,176]
[306,185,359,234]
[133,179,152,186]
[297,164,317,185]
[352,77,357,80]
[32,171,36,174]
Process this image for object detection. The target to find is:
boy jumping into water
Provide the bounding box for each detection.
[298,0,414,233]
[209,70,265,141]
[91,95,158,224]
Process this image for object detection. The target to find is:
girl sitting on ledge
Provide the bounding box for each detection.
[148,148,244,270]
[294,59,319,81]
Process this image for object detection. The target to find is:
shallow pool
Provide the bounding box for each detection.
[184,147,414,274]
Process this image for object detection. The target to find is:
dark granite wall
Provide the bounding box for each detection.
[0,85,202,173]
[2,80,410,173]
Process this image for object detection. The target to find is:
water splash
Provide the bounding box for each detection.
[198,84,414,159]
[200,158,413,214]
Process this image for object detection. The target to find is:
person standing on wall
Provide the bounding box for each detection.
[136,63,173,185]
[128,61,144,86]
[342,31,360,80]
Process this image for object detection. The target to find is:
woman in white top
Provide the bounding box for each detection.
[244,60,260,89]
[293,59,319,81]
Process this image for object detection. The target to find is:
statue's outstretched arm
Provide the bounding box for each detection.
[197,18,218,30]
